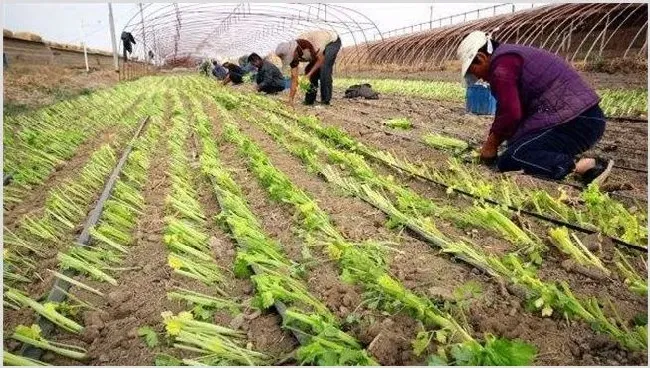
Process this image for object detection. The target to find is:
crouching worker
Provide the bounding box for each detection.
[458,31,613,186]
[222,62,245,86]
[248,53,285,94]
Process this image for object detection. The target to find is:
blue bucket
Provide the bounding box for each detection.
[283,77,291,90]
[466,83,497,115]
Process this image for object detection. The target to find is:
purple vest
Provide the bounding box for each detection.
[489,44,600,143]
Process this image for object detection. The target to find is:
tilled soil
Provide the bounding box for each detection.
[219,99,645,365]
[4,79,647,366]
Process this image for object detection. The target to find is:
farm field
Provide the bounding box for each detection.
[2,74,648,366]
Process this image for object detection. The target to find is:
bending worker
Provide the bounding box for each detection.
[247,53,286,94]
[457,31,613,186]
[275,29,342,106]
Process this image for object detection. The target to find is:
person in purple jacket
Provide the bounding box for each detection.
[457,31,613,186]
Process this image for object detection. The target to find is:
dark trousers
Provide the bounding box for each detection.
[304,37,342,105]
[260,85,285,94]
[497,105,606,180]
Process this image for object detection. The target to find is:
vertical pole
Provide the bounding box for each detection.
[80,19,89,72]
[139,3,147,64]
[430,6,433,29]
[512,4,515,13]
[108,3,119,72]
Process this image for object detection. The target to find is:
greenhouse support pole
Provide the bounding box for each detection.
[80,19,89,72]
[139,3,147,63]
[108,2,119,72]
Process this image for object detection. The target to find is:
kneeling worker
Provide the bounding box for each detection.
[247,53,285,94]
[458,31,613,186]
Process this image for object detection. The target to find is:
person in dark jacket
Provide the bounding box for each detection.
[211,60,227,80]
[248,53,285,94]
[222,62,244,85]
[457,31,613,186]
[121,32,136,62]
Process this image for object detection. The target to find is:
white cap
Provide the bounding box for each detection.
[457,30,492,86]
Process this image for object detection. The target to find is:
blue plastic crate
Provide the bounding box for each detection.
[466,83,497,115]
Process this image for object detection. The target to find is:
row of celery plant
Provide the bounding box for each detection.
[203,91,538,366]
[3,81,158,206]
[183,89,377,365]
[4,92,165,364]
[241,99,645,297]
[220,90,647,353]
[3,90,160,289]
[154,88,267,365]
[244,92,647,248]
[333,78,647,118]
[243,105,545,265]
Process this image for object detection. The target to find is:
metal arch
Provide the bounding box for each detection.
[581,3,639,63]
[624,19,648,59]
[569,3,625,63]
[119,3,380,66]
[336,3,647,73]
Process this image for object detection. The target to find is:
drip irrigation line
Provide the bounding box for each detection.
[608,116,648,123]
[4,173,13,185]
[21,116,151,361]
[269,106,647,253]
[613,164,648,174]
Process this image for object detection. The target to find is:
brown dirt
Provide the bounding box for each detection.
[3,65,119,114]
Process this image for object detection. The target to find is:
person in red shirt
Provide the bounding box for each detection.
[458,31,613,186]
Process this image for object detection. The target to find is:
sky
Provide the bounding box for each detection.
[3,2,538,58]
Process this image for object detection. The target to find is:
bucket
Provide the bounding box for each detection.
[283,77,291,90]
[465,83,497,115]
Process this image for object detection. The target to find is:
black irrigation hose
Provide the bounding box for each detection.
[270,107,648,253]
[608,116,648,123]
[4,173,13,185]
[21,116,151,361]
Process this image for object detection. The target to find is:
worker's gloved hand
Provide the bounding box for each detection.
[479,133,500,167]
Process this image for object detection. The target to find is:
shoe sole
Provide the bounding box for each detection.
[591,159,614,186]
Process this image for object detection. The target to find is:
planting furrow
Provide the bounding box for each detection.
[207,94,643,363]
[206,94,540,366]
[184,84,377,365]
[5,94,164,364]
